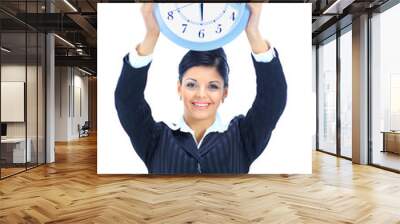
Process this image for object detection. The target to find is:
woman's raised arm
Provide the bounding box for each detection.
[136,3,160,56]
[239,3,287,163]
[114,3,161,165]
[245,3,270,54]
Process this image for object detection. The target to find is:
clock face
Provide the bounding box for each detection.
[154,3,249,51]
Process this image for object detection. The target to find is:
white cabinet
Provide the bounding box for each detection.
[1,138,32,163]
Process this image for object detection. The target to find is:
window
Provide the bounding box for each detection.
[371,2,400,171]
[339,28,352,158]
[318,36,337,154]
[0,1,46,179]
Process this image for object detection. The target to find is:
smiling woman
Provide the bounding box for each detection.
[177,49,229,143]
[114,3,287,174]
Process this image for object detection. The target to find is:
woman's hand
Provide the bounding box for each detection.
[137,3,160,56]
[245,3,270,54]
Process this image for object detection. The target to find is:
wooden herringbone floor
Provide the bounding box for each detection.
[1,134,400,224]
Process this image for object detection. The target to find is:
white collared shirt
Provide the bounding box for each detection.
[166,114,229,148]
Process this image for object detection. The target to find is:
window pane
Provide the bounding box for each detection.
[1,30,27,177]
[371,3,400,171]
[0,1,46,178]
[38,32,45,165]
[27,31,38,169]
[318,37,337,154]
[340,29,352,158]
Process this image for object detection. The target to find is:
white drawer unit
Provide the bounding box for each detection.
[1,138,32,163]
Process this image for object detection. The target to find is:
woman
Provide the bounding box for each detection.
[115,3,287,174]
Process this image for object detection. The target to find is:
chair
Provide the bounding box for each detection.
[79,121,90,138]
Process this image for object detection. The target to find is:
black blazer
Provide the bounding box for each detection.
[115,50,287,174]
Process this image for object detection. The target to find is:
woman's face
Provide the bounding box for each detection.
[178,66,228,123]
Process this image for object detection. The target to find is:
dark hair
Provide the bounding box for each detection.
[178,48,229,87]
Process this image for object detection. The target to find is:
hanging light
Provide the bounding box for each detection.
[63,0,78,12]
[1,47,11,53]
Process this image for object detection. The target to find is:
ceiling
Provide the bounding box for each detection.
[0,0,99,74]
[0,0,393,75]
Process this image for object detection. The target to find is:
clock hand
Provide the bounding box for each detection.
[172,3,195,12]
[200,2,204,23]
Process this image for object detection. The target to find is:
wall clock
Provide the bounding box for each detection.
[154,3,249,51]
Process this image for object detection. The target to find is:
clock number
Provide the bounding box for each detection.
[167,11,174,20]
[198,29,205,38]
[182,24,188,33]
[232,12,235,21]
[215,24,222,33]
[182,23,187,33]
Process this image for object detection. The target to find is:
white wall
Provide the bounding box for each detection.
[55,67,89,141]
[55,66,69,141]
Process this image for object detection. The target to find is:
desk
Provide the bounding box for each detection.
[1,138,31,163]
[381,131,400,154]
